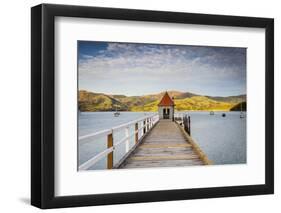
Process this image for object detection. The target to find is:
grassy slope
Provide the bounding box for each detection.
[79,90,244,112]
[175,96,234,111]
[130,96,235,112]
[230,101,247,111]
[79,90,128,111]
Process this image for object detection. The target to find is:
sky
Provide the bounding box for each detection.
[78,41,246,97]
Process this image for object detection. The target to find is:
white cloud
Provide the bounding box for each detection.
[79,43,246,96]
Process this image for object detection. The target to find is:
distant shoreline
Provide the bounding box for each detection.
[79,90,246,112]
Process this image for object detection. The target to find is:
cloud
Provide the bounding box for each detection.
[78,42,246,96]
[80,54,94,59]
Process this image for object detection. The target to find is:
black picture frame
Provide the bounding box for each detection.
[31,3,274,209]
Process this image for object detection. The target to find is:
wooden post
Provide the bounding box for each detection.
[143,120,146,135]
[135,123,138,144]
[183,116,187,132]
[144,119,147,132]
[188,116,191,135]
[107,133,113,169]
[183,115,191,135]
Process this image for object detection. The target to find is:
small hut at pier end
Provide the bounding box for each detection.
[158,92,175,120]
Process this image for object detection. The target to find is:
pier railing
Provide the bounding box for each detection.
[174,113,191,135]
[79,113,159,170]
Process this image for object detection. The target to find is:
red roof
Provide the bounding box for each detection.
[158,92,175,106]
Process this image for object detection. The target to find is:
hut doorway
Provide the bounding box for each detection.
[163,108,170,119]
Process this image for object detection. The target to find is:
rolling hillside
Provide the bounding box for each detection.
[206,94,246,104]
[230,101,247,111]
[78,90,246,112]
[79,90,128,111]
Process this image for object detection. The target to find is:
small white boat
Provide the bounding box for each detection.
[114,111,120,117]
[210,111,214,115]
[113,107,120,117]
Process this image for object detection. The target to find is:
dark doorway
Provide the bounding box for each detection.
[163,108,170,119]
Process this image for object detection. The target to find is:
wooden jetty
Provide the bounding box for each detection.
[117,119,210,168]
[78,92,211,171]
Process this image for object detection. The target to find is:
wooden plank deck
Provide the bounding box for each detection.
[118,119,210,169]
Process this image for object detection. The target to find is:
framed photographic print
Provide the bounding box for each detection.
[31,4,274,209]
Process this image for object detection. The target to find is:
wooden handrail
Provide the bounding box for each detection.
[79,146,114,170]
[79,129,112,142]
[174,113,191,135]
[79,113,158,141]
[78,114,159,170]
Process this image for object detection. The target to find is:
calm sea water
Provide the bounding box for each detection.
[78,111,246,170]
[187,112,246,165]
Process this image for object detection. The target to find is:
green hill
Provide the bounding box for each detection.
[175,96,234,111]
[230,101,247,111]
[206,94,246,103]
[79,90,128,111]
[78,90,246,112]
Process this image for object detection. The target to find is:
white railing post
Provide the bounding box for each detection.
[125,127,129,153]
[135,123,138,144]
